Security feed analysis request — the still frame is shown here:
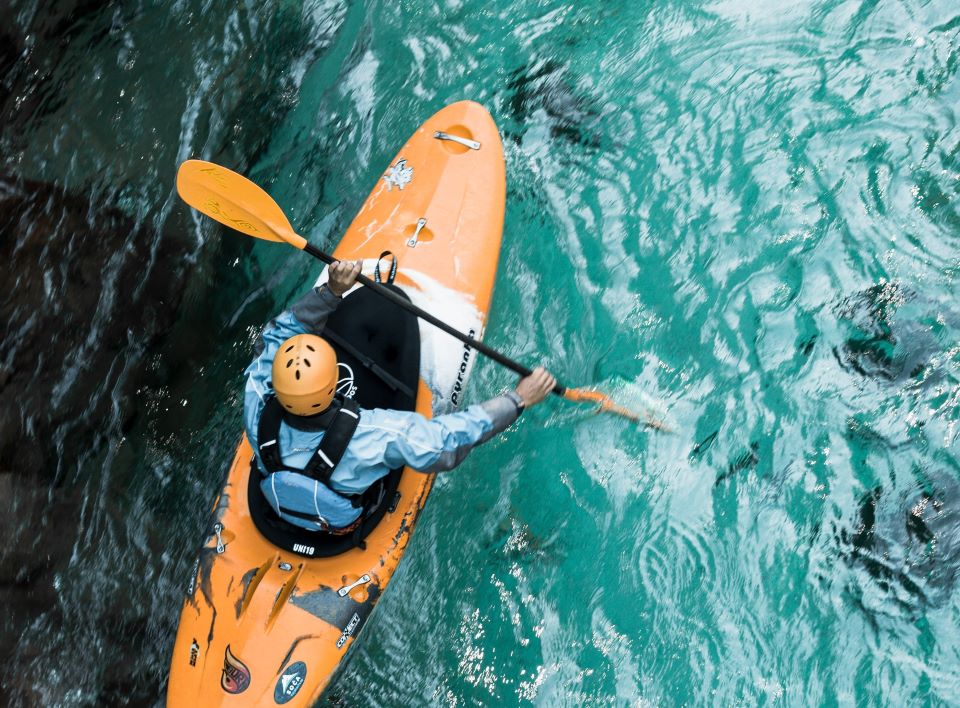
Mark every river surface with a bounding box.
[2,0,960,705]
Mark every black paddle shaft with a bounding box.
[303,243,566,396]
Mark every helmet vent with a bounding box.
[272,334,337,414]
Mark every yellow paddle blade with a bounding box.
[563,388,672,432]
[175,159,307,249]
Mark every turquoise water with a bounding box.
[3,0,960,704]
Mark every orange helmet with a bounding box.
[271,334,338,415]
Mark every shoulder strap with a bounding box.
[256,396,285,473]
[257,395,361,483]
[302,396,361,484]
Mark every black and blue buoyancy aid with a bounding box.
[256,394,362,517]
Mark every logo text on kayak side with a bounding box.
[336,612,361,649]
[220,645,251,694]
[186,558,199,596]
[383,158,413,191]
[274,661,307,704]
[450,329,476,407]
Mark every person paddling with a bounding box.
[244,260,557,534]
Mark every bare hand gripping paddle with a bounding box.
[176,159,669,430]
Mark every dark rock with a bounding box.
[0,172,187,478]
[833,281,953,383]
[505,58,603,149]
[837,476,960,614]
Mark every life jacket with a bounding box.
[255,394,362,518]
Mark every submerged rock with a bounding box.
[832,281,953,383]
[837,475,960,616]
[0,173,187,477]
[0,170,194,703]
[505,58,603,149]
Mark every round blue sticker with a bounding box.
[274,661,307,704]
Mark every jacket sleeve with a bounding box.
[377,395,521,473]
[243,285,341,452]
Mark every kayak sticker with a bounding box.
[450,329,476,408]
[189,638,199,667]
[337,362,357,399]
[221,645,251,694]
[336,612,361,649]
[383,158,413,191]
[274,661,307,704]
[186,557,199,597]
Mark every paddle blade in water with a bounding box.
[563,388,672,431]
[176,160,305,247]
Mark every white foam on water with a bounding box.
[313,262,484,415]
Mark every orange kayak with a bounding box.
[166,101,506,705]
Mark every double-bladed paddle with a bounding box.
[176,159,668,430]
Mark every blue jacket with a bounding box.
[243,285,519,529]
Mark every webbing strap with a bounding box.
[256,395,361,486]
[302,397,361,484]
[374,250,397,284]
[257,397,285,473]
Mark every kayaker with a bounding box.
[244,260,557,533]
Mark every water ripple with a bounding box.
[4,0,960,704]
